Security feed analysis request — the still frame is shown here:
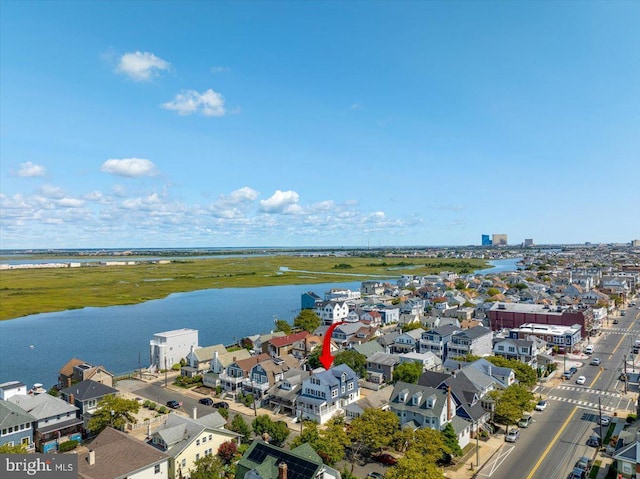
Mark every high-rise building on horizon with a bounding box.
[481,234,492,246]
[524,238,534,247]
[492,234,508,246]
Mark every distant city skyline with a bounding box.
[1,2,639,249]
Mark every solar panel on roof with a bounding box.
[246,443,320,479]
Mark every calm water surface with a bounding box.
[0,259,520,388]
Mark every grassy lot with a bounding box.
[0,256,487,321]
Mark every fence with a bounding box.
[127,415,167,431]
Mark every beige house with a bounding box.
[58,358,114,389]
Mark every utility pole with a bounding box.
[475,420,479,468]
[598,397,603,450]
[625,355,628,394]
[164,357,168,388]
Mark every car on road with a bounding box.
[212,401,229,409]
[590,358,601,366]
[535,400,548,411]
[198,397,213,406]
[166,400,181,409]
[367,473,385,479]
[587,435,601,447]
[613,319,619,324]
[621,311,626,316]
[569,366,578,375]
[505,428,520,443]
[562,371,573,380]
[576,376,586,385]
[372,453,398,466]
[599,416,611,426]
[518,414,532,428]
[585,345,594,354]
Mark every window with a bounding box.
[331,389,338,398]
[196,439,200,446]
[196,454,200,461]
[209,434,212,441]
[498,345,504,351]
[154,464,161,474]
[508,346,515,353]
[21,437,29,446]
[347,382,354,391]
[181,459,186,468]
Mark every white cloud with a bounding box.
[209,187,259,218]
[40,185,66,199]
[162,89,226,116]
[56,198,84,208]
[259,190,302,215]
[17,162,46,177]
[101,158,157,177]
[211,66,230,73]
[115,51,170,81]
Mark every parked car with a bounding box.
[166,400,181,409]
[585,345,594,354]
[198,397,213,406]
[372,453,398,466]
[599,416,611,426]
[586,435,601,447]
[569,367,578,375]
[562,371,573,380]
[590,358,601,366]
[518,414,533,428]
[576,376,586,385]
[575,456,593,471]
[367,473,385,479]
[569,466,587,479]
[613,319,619,324]
[212,401,229,409]
[505,428,520,443]
[535,400,548,411]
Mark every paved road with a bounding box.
[479,304,640,479]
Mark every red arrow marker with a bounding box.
[319,322,345,370]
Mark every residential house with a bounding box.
[0,400,36,451]
[151,412,240,479]
[220,354,271,396]
[254,332,287,354]
[399,352,443,372]
[243,355,299,403]
[266,368,311,416]
[446,358,516,389]
[296,364,360,424]
[343,386,392,421]
[361,281,387,296]
[0,381,28,400]
[185,344,228,375]
[59,379,118,431]
[291,334,322,360]
[202,349,252,389]
[350,340,384,358]
[267,331,309,358]
[78,427,170,479]
[331,322,366,347]
[236,439,341,479]
[389,381,457,433]
[365,352,401,384]
[301,291,322,310]
[392,329,425,354]
[8,393,81,453]
[58,359,115,389]
[149,328,199,372]
[314,300,350,326]
[446,326,493,359]
[612,438,640,479]
[493,338,539,367]
[418,324,460,359]
[377,331,401,354]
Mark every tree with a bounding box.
[291,417,349,466]
[294,309,322,333]
[290,420,321,449]
[402,322,423,332]
[252,415,290,447]
[230,414,251,443]
[47,386,59,397]
[274,319,292,334]
[87,395,140,434]
[347,409,399,460]
[392,362,423,384]
[333,350,367,377]
[441,423,462,457]
[307,347,322,369]
[189,454,224,479]
[217,441,238,464]
[412,427,451,463]
[0,443,27,454]
[490,384,535,431]
[487,287,501,297]
[385,450,445,479]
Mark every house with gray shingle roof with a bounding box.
[0,400,36,451]
[78,427,170,479]
[151,412,240,479]
[59,379,118,430]
[389,381,457,434]
[365,352,401,384]
[8,393,81,453]
[186,344,228,373]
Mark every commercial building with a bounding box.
[492,234,508,246]
[487,303,595,337]
[481,235,492,246]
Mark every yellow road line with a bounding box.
[525,406,578,479]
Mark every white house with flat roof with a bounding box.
[150,329,198,372]
[509,323,582,348]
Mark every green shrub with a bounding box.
[143,400,151,408]
[149,402,156,410]
[626,414,637,423]
[158,406,167,414]
[218,407,229,419]
[58,440,78,452]
[171,364,181,371]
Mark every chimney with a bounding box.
[278,462,288,479]
[192,406,197,420]
[67,377,71,388]
[68,393,75,405]
[88,449,95,466]
[447,386,452,421]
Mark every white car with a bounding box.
[576,376,586,385]
[599,416,611,426]
[505,428,520,443]
[535,400,548,411]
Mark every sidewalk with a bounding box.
[444,436,504,479]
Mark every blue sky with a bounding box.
[1,1,639,249]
